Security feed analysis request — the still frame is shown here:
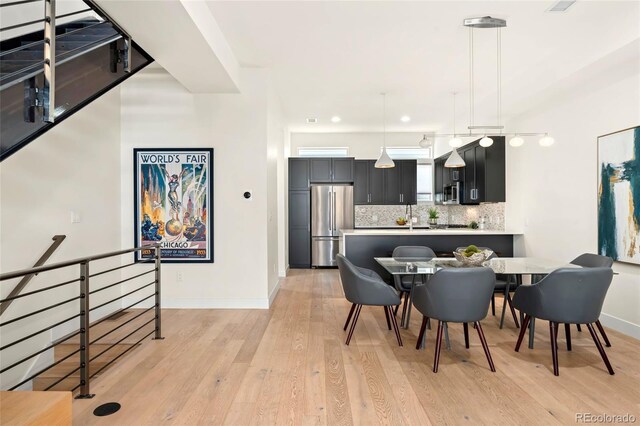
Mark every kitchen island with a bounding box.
[340,228,523,278]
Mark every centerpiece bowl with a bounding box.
[453,248,493,266]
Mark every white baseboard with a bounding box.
[600,313,640,340]
[160,298,270,309]
[269,279,281,307]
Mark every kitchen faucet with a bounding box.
[405,203,413,231]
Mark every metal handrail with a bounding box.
[0,235,66,316]
[0,243,162,397]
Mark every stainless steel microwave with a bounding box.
[443,182,461,204]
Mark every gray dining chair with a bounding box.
[412,267,496,373]
[391,246,436,323]
[569,253,614,346]
[455,246,520,329]
[336,254,403,346]
[513,267,614,376]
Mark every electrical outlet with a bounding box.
[176,272,183,282]
[70,211,81,224]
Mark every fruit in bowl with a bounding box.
[453,245,493,266]
[396,217,407,226]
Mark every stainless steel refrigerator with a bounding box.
[311,185,354,267]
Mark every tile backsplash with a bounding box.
[355,203,505,230]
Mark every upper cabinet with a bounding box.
[289,157,355,190]
[309,158,354,183]
[355,159,417,205]
[434,136,506,204]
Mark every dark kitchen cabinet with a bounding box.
[288,190,311,268]
[308,158,354,183]
[310,158,332,182]
[435,136,505,204]
[434,159,444,203]
[354,160,384,204]
[331,158,354,183]
[383,160,417,205]
[289,158,310,190]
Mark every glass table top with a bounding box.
[374,257,581,275]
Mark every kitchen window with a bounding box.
[297,147,349,157]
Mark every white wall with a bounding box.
[507,43,640,338]
[0,88,123,389]
[119,66,277,308]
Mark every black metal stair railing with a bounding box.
[0,0,153,161]
[0,244,163,398]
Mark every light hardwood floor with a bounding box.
[73,269,640,425]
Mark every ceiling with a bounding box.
[208,1,640,133]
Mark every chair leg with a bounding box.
[595,320,612,347]
[506,293,520,328]
[384,306,391,330]
[586,323,614,375]
[389,306,403,347]
[345,305,362,346]
[549,321,559,376]
[400,293,409,327]
[491,294,496,316]
[564,323,572,351]
[475,322,496,372]
[394,296,401,316]
[576,324,582,332]
[344,303,356,331]
[416,316,428,350]
[433,321,444,373]
[463,323,470,349]
[515,315,531,352]
[427,317,431,330]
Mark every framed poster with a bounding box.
[597,126,640,265]
[134,148,213,263]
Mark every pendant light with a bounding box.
[375,93,395,168]
[509,135,524,147]
[479,136,494,147]
[418,134,432,148]
[445,93,465,168]
[539,134,555,147]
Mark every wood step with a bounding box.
[0,391,72,424]
[54,343,137,364]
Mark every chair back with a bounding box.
[411,267,495,323]
[392,246,436,259]
[571,253,614,268]
[522,267,613,324]
[336,254,400,306]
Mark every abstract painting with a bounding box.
[598,126,640,264]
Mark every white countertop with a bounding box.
[340,228,523,236]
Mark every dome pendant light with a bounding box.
[418,134,432,148]
[445,93,466,168]
[375,93,395,168]
[509,135,524,147]
[479,136,494,147]
[539,134,555,147]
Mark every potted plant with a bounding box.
[428,208,439,226]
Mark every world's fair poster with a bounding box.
[134,148,213,263]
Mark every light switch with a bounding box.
[70,211,81,224]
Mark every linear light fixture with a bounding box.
[548,1,576,12]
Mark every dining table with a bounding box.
[374,256,583,349]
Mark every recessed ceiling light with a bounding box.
[547,0,576,12]
[401,116,411,123]
[306,117,318,123]
[331,116,341,123]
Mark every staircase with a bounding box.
[32,310,148,392]
[0,0,153,161]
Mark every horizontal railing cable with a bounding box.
[90,305,155,345]
[0,0,41,8]
[0,245,158,281]
[89,282,155,312]
[9,346,81,390]
[89,293,155,330]
[89,269,155,295]
[43,365,81,391]
[89,317,155,363]
[0,8,92,32]
[89,259,153,279]
[0,277,80,303]
[56,8,92,19]
[1,331,80,375]
[0,295,80,327]
[55,32,120,60]
[89,329,155,379]
[0,60,46,82]
[0,313,80,351]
